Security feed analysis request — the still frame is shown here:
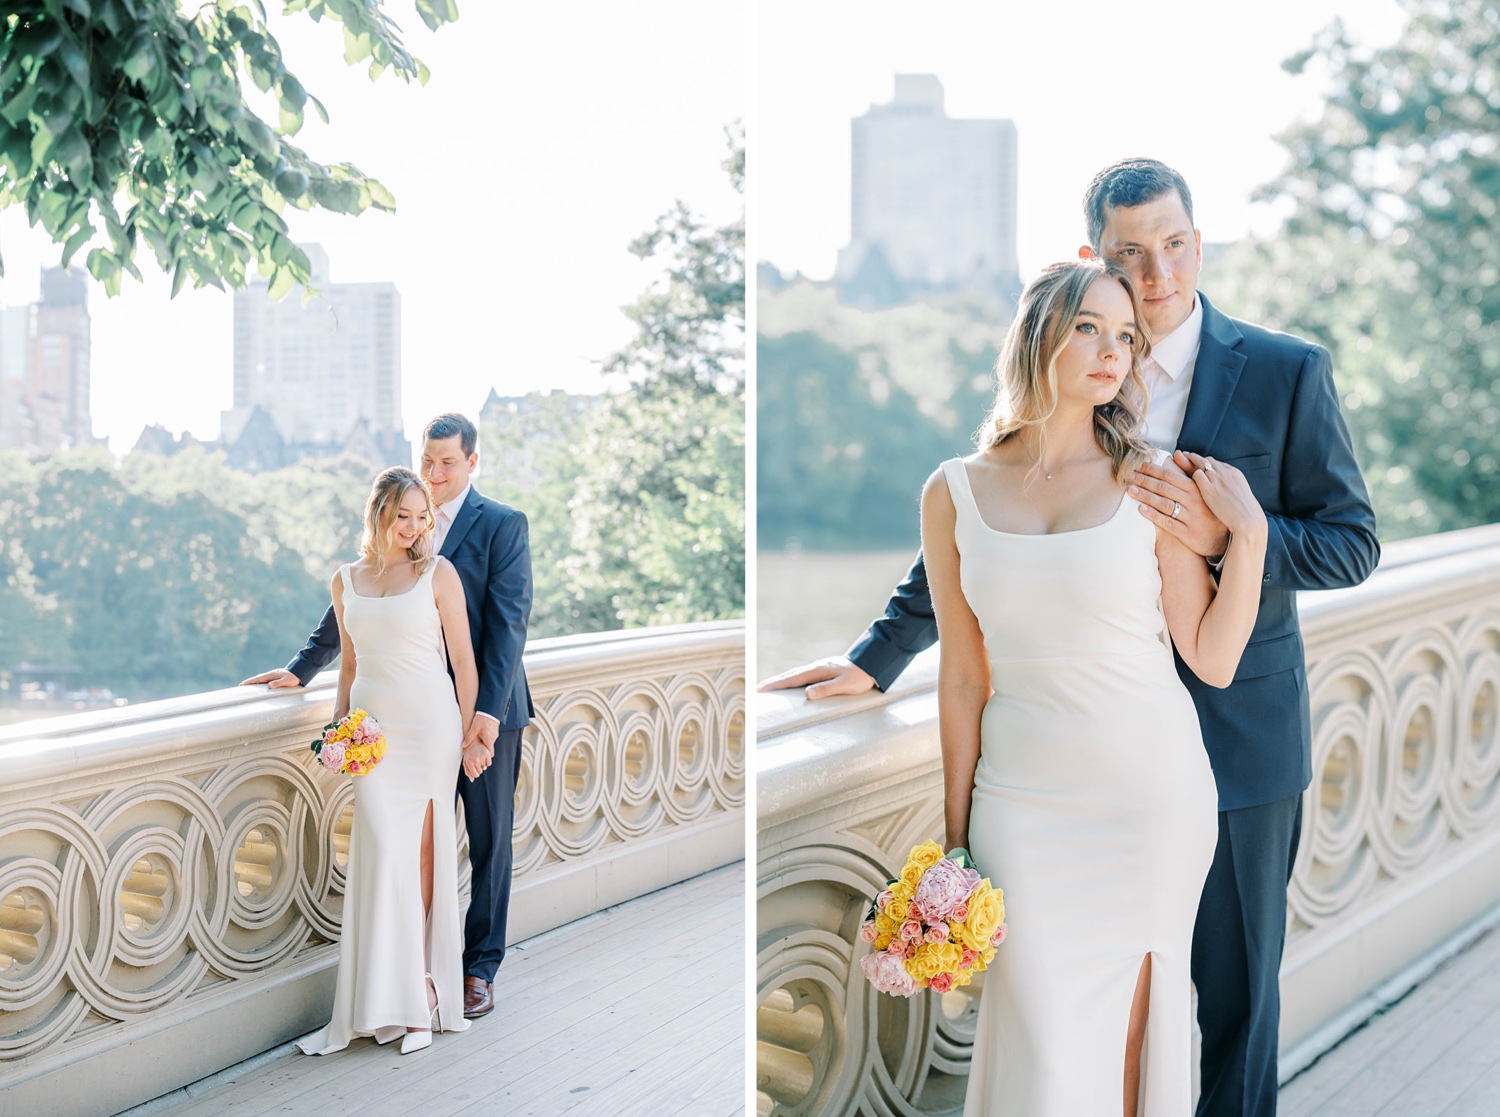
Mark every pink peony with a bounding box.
[321,740,346,771]
[928,971,956,994]
[362,718,380,737]
[859,921,878,943]
[992,923,1008,946]
[913,858,982,922]
[899,919,923,943]
[924,921,950,944]
[860,949,920,997]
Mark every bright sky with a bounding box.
[0,2,745,454]
[756,0,1405,281]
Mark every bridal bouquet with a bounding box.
[311,708,387,776]
[858,840,1006,997]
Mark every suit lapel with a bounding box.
[440,487,484,558]
[1176,292,1247,453]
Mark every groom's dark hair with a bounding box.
[423,412,478,457]
[1083,159,1195,250]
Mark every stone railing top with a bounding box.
[0,621,745,788]
[756,524,1500,824]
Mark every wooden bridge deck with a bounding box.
[127,864,745,1117]
[1282,922,1500,1116]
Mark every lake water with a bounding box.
[756,549,920,682]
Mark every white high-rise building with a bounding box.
[836,75,1021,303]
[224,244,405,464]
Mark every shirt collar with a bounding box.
[1148,293,1204,380]
[437,481,472,521]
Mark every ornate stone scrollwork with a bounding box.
[0,621,744,1106]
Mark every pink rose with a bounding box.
[952,903,968,923]
[860,949,920,996]
[899,919,923,942]
[924,922,950,944]
[875,889,894,912]
[323,727,338,744]
[886,940,906,956]
[960,948,979,969]
[859,921,878,943]
[928,971,955,994]
[913,858,982,922]
[992,923,1008,946]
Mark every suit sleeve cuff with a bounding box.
[474,711,500,726]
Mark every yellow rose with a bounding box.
[890,881,914,904]
[874,932,893,951]
[929,941,962,974]
[908,840,944,872]
[875,913,898,935]
[899,861,924,890]
[954,969,974,987]
[905,944,945,983]
[887,899,909,922]
[980,944,997,967]
[957,881,1005,951]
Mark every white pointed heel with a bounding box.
[401,973,439,1055]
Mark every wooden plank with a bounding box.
[1280,928,1500,1117]
[142,864,745,1117]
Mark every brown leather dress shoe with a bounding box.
[463,975,494,1019]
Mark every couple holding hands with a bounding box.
[242,413,531,1056]
[763,158,1379,1115]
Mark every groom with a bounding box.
[244,412,532,1020]
[761,159,1379,1116]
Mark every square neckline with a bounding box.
[950,459,1132,538]
[341,560,435,599]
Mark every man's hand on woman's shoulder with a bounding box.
[758,656,877,700]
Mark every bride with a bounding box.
[921,258,1266,1114]
[298,466,487,1057]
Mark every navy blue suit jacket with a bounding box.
[288,486,534,731]
[849,293,1379,810]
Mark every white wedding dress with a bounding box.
[298,561,469,1053]
[942,456,1217,1115]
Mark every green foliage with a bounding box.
[0,1,455,296]
[0,446,328,695]
[1214,0,1499,538]
[756,285,1003,550]
[483,127,746,635]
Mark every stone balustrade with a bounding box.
[0,621,745,1117]
[756,526,1500,1116]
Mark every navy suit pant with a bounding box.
[457,726,524,983]
[1192,794,1303,1117]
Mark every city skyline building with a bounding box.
[223,243,407,469]
[835,74,1022,306]
[0,268,96,455]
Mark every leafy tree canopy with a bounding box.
[1214,0,1500,538]
[0,0,456,298]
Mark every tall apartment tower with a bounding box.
[0,269,94,453]
[224,244,406,466]
[836,75,1021,304]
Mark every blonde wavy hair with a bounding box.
[358,466,436,574]
[979,258,1155,482]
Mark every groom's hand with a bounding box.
[1129,451,1232,558]
[239,668,303,689]
[758,656,877,700]
[463,715,499,758]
